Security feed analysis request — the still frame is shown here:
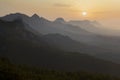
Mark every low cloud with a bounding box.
[53,3,71,7]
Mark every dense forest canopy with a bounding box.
[0,57,120,80]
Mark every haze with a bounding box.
[0,0,120,29]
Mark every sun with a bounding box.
[82,11,87,16]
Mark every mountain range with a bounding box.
[1,13,120,63]
[1,13,120,76]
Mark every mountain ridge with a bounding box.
[1,17,120,76]
[1,13,120,64]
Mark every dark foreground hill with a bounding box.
[0,58,120,80]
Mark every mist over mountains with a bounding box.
[1,13,120,77]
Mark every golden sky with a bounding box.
[0,0,120,28]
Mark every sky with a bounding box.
[0,0,120,29]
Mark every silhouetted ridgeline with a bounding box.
[1,13,120,79]
[1,13,120,64]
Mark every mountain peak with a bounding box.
[54,18,66,23]
[0,13,29,21]
[31,14,40,18]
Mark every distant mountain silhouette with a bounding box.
[68,20,120,36]
[31,14,40,18]
[1,19,120,76]
[68,20,103,33]
[0,13,29,21]
[1,13,120,64]
[1,13,97,43]
[40,34,111,55]
[54,18,66,23]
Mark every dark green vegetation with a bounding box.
[0,58,120,80]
